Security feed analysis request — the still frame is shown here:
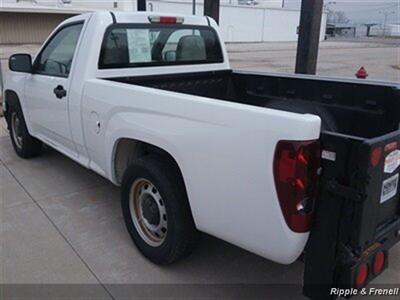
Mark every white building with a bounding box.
[385,24,400,37]
[0,0,327,44]
[370,23,400,37]
[147,0,327,42]
[0,0,135,11]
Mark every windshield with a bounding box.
[99,24,224,69]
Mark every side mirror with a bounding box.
[9,54,32,73]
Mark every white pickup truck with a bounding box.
[3,12,400,298]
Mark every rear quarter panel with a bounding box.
[82,78,321,264]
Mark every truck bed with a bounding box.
[107,70,400,139]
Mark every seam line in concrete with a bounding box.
[0,159,116,300]
[33,182,107,203]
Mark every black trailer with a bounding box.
[303,118,400,298]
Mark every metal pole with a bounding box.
[137,0,146,11]
[192,0,196,15]
[295,0,324,75]
[0,60,2,92]
[0,60,3,112]
[204,0,220,24]
[382,13,388,37]
[380,11,395,37]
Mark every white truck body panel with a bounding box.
[4,12,322,264]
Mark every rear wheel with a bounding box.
[8,104,42,158]
[121,156,198,264]
[130,178,168,247]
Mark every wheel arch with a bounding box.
[3,89,21,125]
[112,137,196,225]
[112,137,187,189]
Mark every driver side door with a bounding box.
[25,22,83,157]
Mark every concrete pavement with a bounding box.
[0,123,306,299]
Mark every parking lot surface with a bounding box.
[227,39,399,82]
[0,111,306,298]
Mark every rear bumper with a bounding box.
[337,218,400,289]
[376,218,400,249]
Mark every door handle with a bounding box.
[53,85,67,99]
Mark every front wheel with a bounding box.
[8,104,42,158]
[121,156,198,264]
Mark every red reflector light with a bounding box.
[370,147,382,167]
[148,16,184,24]
[274,140,320,232]
[373,251,385,275]
[355,263,369,288]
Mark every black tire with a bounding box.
[121,156,198,265]
[7,103,42,158]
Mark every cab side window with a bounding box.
[34,23,83,77]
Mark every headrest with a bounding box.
[176,35,206,61]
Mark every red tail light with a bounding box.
[355,263,369,288]
[273,140,320,232]
[373,251,385,275]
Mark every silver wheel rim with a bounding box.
[129,178,168,247]
[11,112,23,149]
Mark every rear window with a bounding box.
[99,24,224,69]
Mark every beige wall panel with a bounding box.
[0,12,76,44]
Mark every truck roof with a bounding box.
[113,11,210,26]
[64,11,211,27]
